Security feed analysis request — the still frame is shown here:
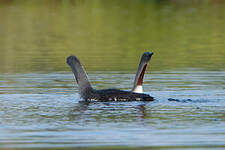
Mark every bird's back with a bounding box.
[86,89,153,101]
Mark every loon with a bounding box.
[67,52,154,101]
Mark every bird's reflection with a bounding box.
[137,104,147,119]
[68,100,150,122]
[68,101,90,121]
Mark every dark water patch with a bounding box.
[167,98,215,103]
[168,98,193,103]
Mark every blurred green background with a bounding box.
[0,0,224,73]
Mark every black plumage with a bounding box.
[67,52,154,101]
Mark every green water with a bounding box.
[0,0,225,72]
[0,0,225,150]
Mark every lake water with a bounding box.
[0,0,225,150]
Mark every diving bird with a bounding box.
[67,52,154,101]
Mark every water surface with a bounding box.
[0,71,225,149]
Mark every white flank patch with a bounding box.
[133,85,143,93]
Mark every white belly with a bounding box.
[133,85,143,93]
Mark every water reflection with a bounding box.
[0,0,224,73]
[68,101,90,121]
[68,100,150,123]
[137,104,147,119]
[0,70,224,149]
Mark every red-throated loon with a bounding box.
[67,52,154,101]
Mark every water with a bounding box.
[0,0,225,149]
[0,71,225,149]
